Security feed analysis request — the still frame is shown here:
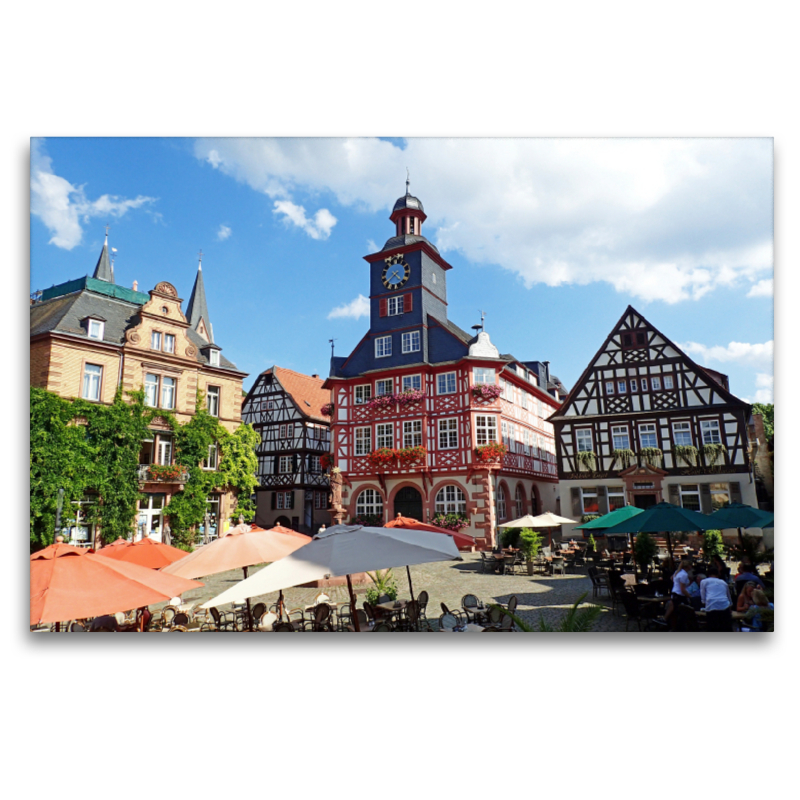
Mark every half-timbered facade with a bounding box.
[323,185,564,547]
[244,366,331,534]
[549,305,758,540]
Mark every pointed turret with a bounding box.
[185,253,214,342]
[92,228,114,283]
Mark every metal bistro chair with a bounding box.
[372,621,394,632]
[309,603,334,632]
[416,591,429,624]
[161,605,178,629]
[272,621,296,632]
[258,611,279,631]
[506,595,518,615]
[587,567,610,599]
[503,554,518,576]
[550,556,566,576]
[202,606,238,632]
[461,594,485,624]
[397,600,421,631]
[480,552,497,574]
[250,602,267,625]
[485,604,504,626]
[171,612,190,629]
[438,613,459,632]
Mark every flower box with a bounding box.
[320,403,334,417]
[395,446,427,467]
[367,448,397,468]
[395,389,425,406]
[475,442,508,463]
[366,395,395,411]
[320,453,333,471]
[431,512,469,532]
[471,384,502,401]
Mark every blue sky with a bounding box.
[30,137,773,402]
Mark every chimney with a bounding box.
[312,374,320,379]
[543,360,551,384]
[132,280,138,291]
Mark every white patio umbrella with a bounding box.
[201,524,462,631]
[526,512,578,548]
[498,514,542,528]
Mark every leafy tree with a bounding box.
[752,403,774,442]
[217,423,259,522]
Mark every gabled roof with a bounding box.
[272,366,330,424]
[185,262,213,342]
[549,304,750,422]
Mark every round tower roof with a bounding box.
[392,193,425,214]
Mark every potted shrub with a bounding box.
[519,528,543,576]
[366,569,398,605]
[633,531,657,579]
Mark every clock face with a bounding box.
[381,256,411,290]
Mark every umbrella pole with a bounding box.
[346,574,361,632]
[278,589,285,621]
[243,566,253,632]
[406,565,415,602]
[738,526,744,548]
[665,531,674,561]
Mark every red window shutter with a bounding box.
[379,298,388,317]
[404,293,413,313]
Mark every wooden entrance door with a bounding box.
[394,486,423,520]
[633,493,657,510]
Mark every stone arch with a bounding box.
[348,483,386,523]
[531,483,542,516]
[388,480,424,521]
[496,479,511,524]
[514,482,527,519]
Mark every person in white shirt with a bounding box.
[700,567,732,631]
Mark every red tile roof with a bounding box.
[272,366,331,424]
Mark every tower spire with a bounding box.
[92,225,114,283]
[186,253,213,342]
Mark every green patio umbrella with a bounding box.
[574,506,644,531]
[706,503,774,546]
[600,501,718,562]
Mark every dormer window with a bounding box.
[209,350,219,367]
[87,319,104,340]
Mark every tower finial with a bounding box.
[198,249,203,270]
[329,337,337,357]
[104,223,110,240]
[405,167,410,196]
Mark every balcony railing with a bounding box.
[137,464,189,483]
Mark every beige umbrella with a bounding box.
[498,514,542,528]
[201,524,462,631]
[162,520,311,629]
[526,512,578,548]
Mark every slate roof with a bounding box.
[185,264,213,342]
[92,238,114,283]
[186,328,239,370]
[380,233,440,255]
[272,366,330,424]
[392,193,425,214]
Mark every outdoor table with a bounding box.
[439,623,484,632]
[375,600,408,621]
[638,595,669,605]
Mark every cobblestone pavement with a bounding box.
[156,552,631,632]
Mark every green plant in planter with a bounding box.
[640,447,663,467]
[576,450,596,471]
[588,533,597,552]
[580,514,601,524]
[702,529,724,562]
[519,528,543,573]
[703,443,727,466]
[366,568,398,604]
[490,593,602,632]
[633,531,657,576]
[611,448,635,469]
[673,444,698,466]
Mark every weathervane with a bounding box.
[329,338,337,357]
[406,167,410,195]
[198,249,203,264]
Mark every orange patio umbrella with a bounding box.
[30,543,204,626]
[384,515,475,601]
[97,537,189,569]
[161,521,311,629]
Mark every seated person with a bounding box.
[743,589,774,632]
[734,563,764,592]
[736,581,758,612]
[711,554,731,582]
[89,615,118,632]
[687,573,704,610]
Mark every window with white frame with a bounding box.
[523,429,530,455]
[438,418,458,449]
[576,428,593,453]
[87,319,104,340]
[473,367,495,385]
[679,484,701,512]
[375,336,392,358]
[209,350,219,367]
[630,378,638,392]
[314,491,327,510]
[206,386,220,417]
[437,372,456,394]
[151,331,162,350]
[82,364,102,401]
[520,391,528,410]
[403,420,422,448]
[435,485,466,515]
[496,486,507,520]
[161,377,176,410]
[663,374,674,389]
[309,455,321,474]
[276,491,292,510]
[638,423,658,449]
[164,333,175,354]
[515,485,525,518]
[144,373,159,407]
[641,378,648,391]
[605,381,614,394]
[611,426,630,450]
[710,482,730,510]
[376,423,393,449]
[279,455,293,474]
[581,487,599,514]
[355,385,372,405]
[402,374,421,391]
[608,486,626,511]
[387,295,404,316]
[509,423,517,452]
[617,380,627,393]
[375,379,393,396]
[156,436,172,466]
[501,420,509,446]
[700,419,722,445]
[672,421,693,446]
[475,415,497,445]
[356,488,383,518]
[401,331,421,353]
[651,376,662,390]
[355,427,372,456]
[203,442,219,470]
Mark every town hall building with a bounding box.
[323,184,566,548]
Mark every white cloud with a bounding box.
[753,373,773,403]
[747,278,773,297]
[216,224,232,241]
[680,339,773,370]
[273,200,336,240]
[327,294,370,320]
[31,139,157,250]
[366,239,378,253]
[194,137,773,303]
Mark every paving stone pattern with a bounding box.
[157,553,631,632]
